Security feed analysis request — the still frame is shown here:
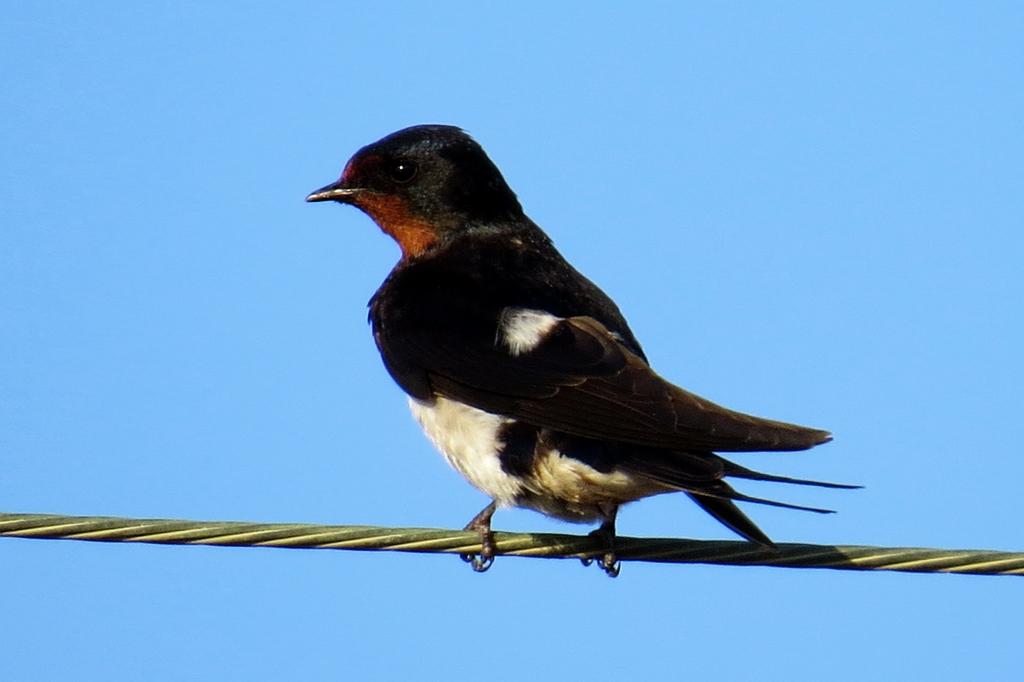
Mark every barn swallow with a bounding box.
[307,125,853,576]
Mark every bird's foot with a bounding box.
[459,501,497,573]
[597,552,621,578]
[587,547,620,578]
[459,532,496,572]
[582,514,620,578]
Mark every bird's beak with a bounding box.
[305,180,363,204]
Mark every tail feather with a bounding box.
[721,460,861,490]
[720,486,835,514]
[652,475,837,514]
[685,493,775,547]
[685,480,836,546]
[621,452,858,545]
[616,445,858,544]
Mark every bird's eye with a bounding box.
[388,160,418,184]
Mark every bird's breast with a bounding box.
[408,396,525,503]
[407,395,667,522]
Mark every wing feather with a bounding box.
[388,312,831,452]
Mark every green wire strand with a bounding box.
[2,511,1021,576]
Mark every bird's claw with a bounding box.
[460,551,494,572]
[598,553,621,578]
[461,503,498,574]
[581,551,620,577]
[585,518,620,577]
[459,531,495,572]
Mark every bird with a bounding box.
[306,124,854,576]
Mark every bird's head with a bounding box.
[307,125,523,259]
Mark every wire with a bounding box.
[2,511,1020,576]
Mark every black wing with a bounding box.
[379,310,831,453]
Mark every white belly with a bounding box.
[408,396,525,504]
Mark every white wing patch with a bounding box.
[497,308,561,356]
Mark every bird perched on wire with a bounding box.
[307,124,854,576]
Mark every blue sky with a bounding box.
[2,3,1021,680]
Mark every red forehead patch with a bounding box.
[339,159,356,183]
[340,153,381,184]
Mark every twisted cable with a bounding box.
[2,511,1021,576]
